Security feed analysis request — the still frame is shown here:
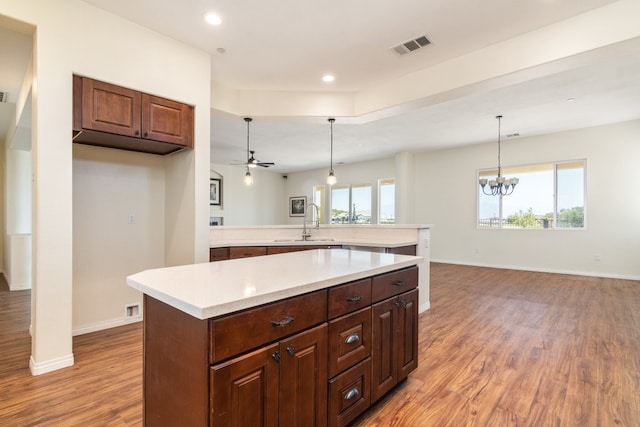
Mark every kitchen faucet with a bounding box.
[302,203,320,240]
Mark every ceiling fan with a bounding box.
[235,117,275,168]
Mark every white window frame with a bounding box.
[477,159,586,230]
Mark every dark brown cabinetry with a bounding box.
[371,269,418,402]
[73,75,193,155]
[229,246,267,259]
[143,265,419,426]
[211,324,328,427]
[209,247,230,262]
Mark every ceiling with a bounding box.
[2,1,640,173]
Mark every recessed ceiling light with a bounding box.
[204,13,222,26]
[322,75,335,83]
[216,47,226,54]
[567,97,576,102]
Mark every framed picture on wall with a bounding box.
[289,196,306,217]
[210,178,221,206]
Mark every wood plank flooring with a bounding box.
[1,264,639,426]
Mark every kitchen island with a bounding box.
[127,249,422,426]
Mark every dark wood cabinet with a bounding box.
[209,247,230,262]
[385,245,417,256]
[141,93,193,147]
[229,246,267,259]
[211,324,327,427]
[278,324,328,426]
[73,75,193,155]
[143,265,419,426]
[371,287,418,403]
[210,344,280,426]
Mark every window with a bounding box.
[330,184,372,224]
[312,185,325,223]
[379,178,395,224]
[478,160,585,229]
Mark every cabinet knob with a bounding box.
[346,295,362,302]
[271,351,280,362]
[392,280,407,287]
[395,300,408,308]
[344,387,360,401]
[271,316,295,327]
[344,333,360,345]
[286,345,296,356]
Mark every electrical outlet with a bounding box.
[125,304,140,318]
[128,213,136,224]
[593,255,601,262]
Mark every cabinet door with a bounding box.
[210,343,279,427]
[279,324,328,427]
[81,77,141,137]
[397,288,418,380]
[209,247,230,262]
[142,94,194,147]
[229,246,268,259]
[371,297,398,403]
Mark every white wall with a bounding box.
[72,145,165,333]
[414,119,640,279]
[210,163,286,225]
[284,157,395,225]
[1,0,211,374]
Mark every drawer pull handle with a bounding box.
[395,300,409,308]
[393,280,407,287]
[271,316,295,327]
[346,295,362,302]
[344,387,360,401]
[345,333,360,345]
[286,345,296,356]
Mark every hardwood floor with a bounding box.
[1,264,639,426]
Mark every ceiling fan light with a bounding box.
[244,170,253,185]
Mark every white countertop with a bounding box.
[210,238,417,248]
[127,249,422,320]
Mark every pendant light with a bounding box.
[327,118,337,185]
[479,115,518,196]
[243,117,254,185]
[243,166,254,185]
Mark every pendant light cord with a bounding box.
[328,118,335,173]
[496,115,502,178]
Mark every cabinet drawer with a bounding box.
[210,290,327,363]
[229,246,267,259]
[328,278,371,319]
[372,266,418,303]
[328,357,371,427]
[209,247,230,262]
[328,307,371,378]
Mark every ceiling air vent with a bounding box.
[392,34,431,56]
[0,92,7,103]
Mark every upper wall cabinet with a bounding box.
[72,75,194,155]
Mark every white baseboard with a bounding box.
[431,258,640,281]
[72,315,142,336]
[9,282,31,291]
[30,353,74,376]
[419,301,431,313]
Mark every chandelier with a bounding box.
[479,115,518,196]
